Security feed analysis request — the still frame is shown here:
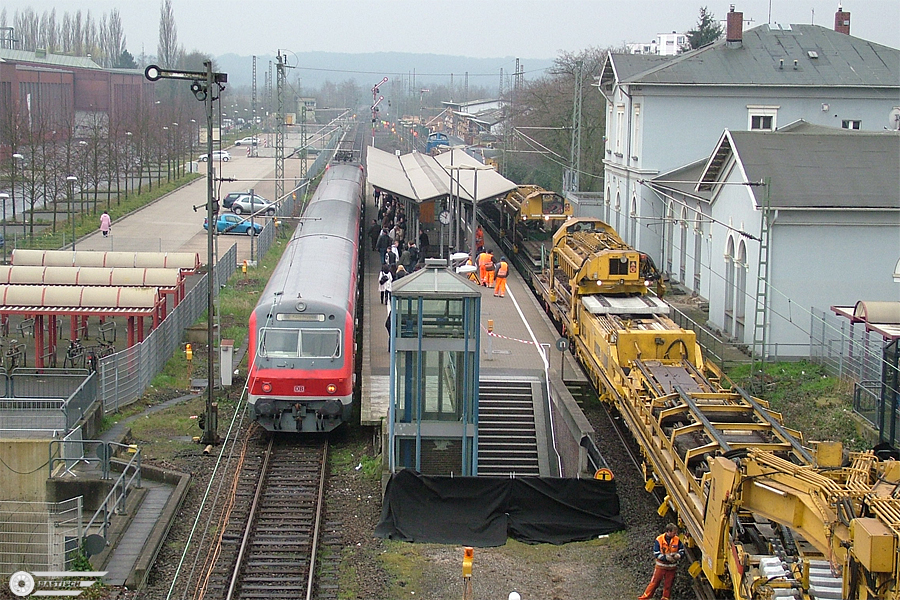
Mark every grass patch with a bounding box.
[729,360,867,450]
[330,446,382,480]
[127,395,208,461]
[376,541,427,598]
[18,173,202,250]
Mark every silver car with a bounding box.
[231,195,276,216]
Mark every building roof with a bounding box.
[366,146,516,204]
[0,48,102,70]
[601,24,900,89]
[701,126,900,209]
[649,158,712,203]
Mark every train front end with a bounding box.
[248,299,354,432]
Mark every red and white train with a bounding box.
[247,162,364,432]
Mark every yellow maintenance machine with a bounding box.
[533,217,900,599]
[491,186,573,271]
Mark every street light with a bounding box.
[163,126,171,182]
[125,131,133,197]
[172,123,180,177]
[10,153,23,227]
[448,162,495,260]
[66,176,78,251]
[0,192,7,263]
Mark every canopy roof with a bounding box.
[366,147,516,204]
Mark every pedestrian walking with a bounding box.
[493,257,509,297]
[100,211,111,237]
[368,219,381,251]
[376,228,391,263]
[378,265,393,305]
[638,523,684,600]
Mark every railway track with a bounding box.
[201,435,330,600]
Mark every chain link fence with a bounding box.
[810,308,899,444]
[98,245,236,413]
[0,497,83,576]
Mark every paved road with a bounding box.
[77,141,305,265]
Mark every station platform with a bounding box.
[360,194,589,428]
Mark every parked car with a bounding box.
[221,192,269,210]
[235,137,259,146]
[204,214,262,236]
[198,150,231,162]
[231,195,276,216]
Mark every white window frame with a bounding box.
[747,105,779,131]
[841,119,861,130]
[631,104,642,160]
[615,104,625,155]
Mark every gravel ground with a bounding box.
[0,393,695,600]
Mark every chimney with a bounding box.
[834,4,850,35]
[726,5,743,45]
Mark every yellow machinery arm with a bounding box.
[704,449,900,600]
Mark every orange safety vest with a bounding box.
[655,533,681,569]
[496,261,509,278]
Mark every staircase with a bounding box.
[477,380,540,477]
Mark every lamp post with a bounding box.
[77,141,87,215]
[125,131,133,197]
[163,126,171,182]
[189,120,196,172]
[172,122,179,177]
[0,192,7,263]
[66,176,78,251]
[449,163,494,260]
[10,153,23,228]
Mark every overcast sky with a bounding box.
[3,0,898,60]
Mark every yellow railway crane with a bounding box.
[533,217,900,599]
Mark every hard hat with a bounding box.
[508,593,521,600]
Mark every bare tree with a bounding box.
[102,9,126,69]
[158,0,179,68]
[506,48,608,193]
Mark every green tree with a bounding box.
[682,6,724,51]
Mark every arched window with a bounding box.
[665,201,674,274]
[605,185,611,223]
[679,206,688,284]
[724,236,735,336]
[735,240,747,341]
[693,212,703,294]
[614,191,621,234]
[629,196,638,246]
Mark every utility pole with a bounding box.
[275,52,286,206]
[251,55,257,133]
[567,60,583,193]
[371,76,388,147]
[300,104,308,180]
[144,61,227,447]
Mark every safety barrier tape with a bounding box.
[480,322,538,346]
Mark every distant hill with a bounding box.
[215,51,555,92]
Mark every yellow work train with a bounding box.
[534,217,900,600]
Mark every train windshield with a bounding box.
[259,328,341,358]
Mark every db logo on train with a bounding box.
[294,385,305,392]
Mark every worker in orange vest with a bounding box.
[477,249,493,287]
[638,523,684,600]
[493,257,509,297]
[483,250,496,288]
[475,224,484,251]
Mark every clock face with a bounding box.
[439,210,451,225]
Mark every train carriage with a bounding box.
[247,163,364,432]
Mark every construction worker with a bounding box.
[475,224,484,251]
[638,523,684,600]
[477,249,492,287]
[493,257,509,297]
[484,250,496,288]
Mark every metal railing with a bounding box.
[0,370,97,436]
[668,305,746,369]
[97,245,237,413]
[0,497,83,576]
[49,439,142,545]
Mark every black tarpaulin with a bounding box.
[375,470,624,547]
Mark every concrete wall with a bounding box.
[0,439,54,501]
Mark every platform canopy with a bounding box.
[366,146,516,205]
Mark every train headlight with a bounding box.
[261,382,273,393]
[326,383,337,394]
